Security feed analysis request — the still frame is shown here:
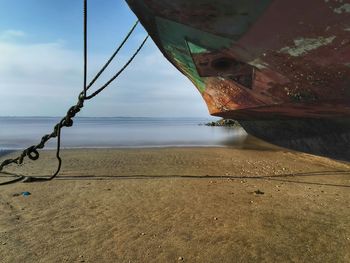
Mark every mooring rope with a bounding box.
[0,0,148,185]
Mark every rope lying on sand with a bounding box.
[0,0,148,185]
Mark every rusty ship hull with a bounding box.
[126,0,350,161]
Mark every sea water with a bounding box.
[0,117,247,153]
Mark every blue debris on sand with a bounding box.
[21,191,31,197]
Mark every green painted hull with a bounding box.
[127,0,350,161]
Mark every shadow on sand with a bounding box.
[1,170,348,188]
[58,171,350,188]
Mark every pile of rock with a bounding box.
[205,119,240,127]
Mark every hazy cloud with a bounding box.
[0,30,209,117]
[0,29,26,41]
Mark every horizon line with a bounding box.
[0,115,217,119]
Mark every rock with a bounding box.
[206,121,217,126]
[141,232,145,236]
[254,190,265,195]
[205,119,240,127]
[213,217,218,220]
[178,257,184,261]
[21,191,31,197]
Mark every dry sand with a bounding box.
[0,138,350,262]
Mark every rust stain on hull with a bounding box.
[127,0,350,120]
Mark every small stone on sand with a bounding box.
[254,190,265,195]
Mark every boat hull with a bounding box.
[126,0,350,160]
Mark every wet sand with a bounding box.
[0,140,350,262]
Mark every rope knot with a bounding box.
[27,146,39,161]
[79,92,85,101]
[63,117,74,127]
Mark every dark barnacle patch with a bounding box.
[285,88,318,103]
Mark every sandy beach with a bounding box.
[0,139,350,262]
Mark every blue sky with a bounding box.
[0,0,210,117]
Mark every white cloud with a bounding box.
[0,31,209,117]
[0,29,26,41]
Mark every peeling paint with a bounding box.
[187,42,209,54]
[334,3,350,14]
[128,0,350,121]
[248,58,269,69]
[279,36,336,57]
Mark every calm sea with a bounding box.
[0,117,247,153]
